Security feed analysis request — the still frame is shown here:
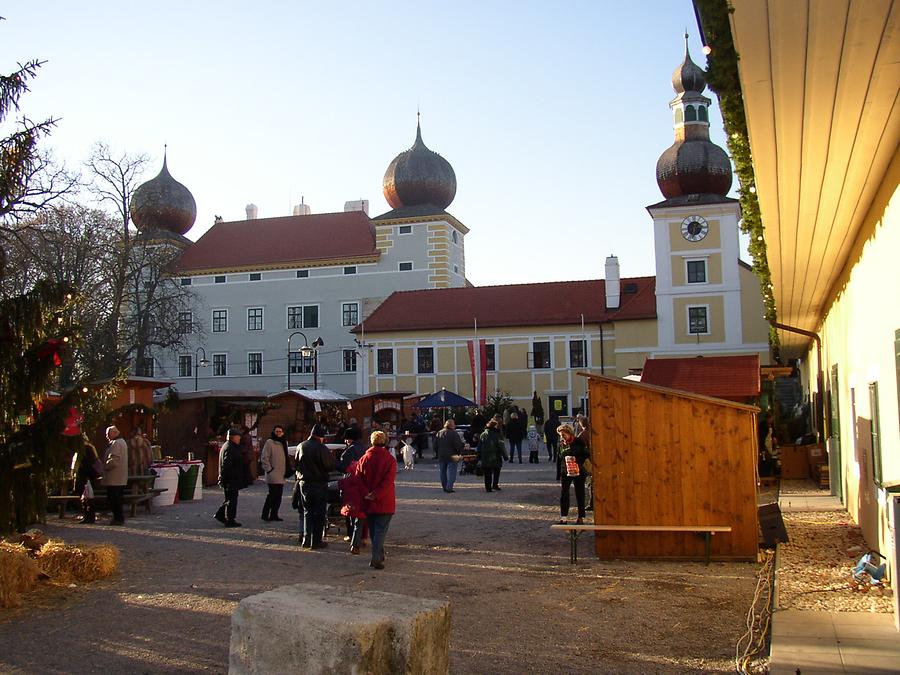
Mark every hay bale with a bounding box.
[0,543,42,608]
[36,540,119,583]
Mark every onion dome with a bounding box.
[130,152,197,236]
[655,35,732,199]
[383,118,456,210]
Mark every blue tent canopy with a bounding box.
[413,389,477,409]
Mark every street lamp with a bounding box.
[311,336,325,390]
[194,346,210,391]
[287,331,313,391]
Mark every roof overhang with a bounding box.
[723,1,900,356]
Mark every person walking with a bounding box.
[478,419,508,492]
[507,412,525,463]
[355,430,397,569]
[295,424,334,549]
[102,425,128,526]
[435,419,465,493]
[260,426,288,522]
[215,429,245,527]
[557,424,589,524]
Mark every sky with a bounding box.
[2,1,742,287]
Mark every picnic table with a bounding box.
[47,474,166,519]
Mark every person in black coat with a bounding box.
[215,430,245,527]
[75,443,102,524]
[506,412,526,463]
[544,413,560,463]
[296,424,335,549]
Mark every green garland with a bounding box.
[695,0,780,359]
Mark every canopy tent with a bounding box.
[413,389,477,409]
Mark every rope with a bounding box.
[734,548,775,674]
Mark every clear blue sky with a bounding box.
[3,1,740,286]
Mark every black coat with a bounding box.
[295,437,335,483]
[218,440,244,489]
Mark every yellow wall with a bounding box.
[613,319,659,349]
[673,296,725,343]
[739,265,771,345]
[670,253,723,285]
[668,218,723,251]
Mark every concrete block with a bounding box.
[229,582,450,675]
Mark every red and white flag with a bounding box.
[467,338,487,405]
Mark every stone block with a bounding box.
[229,582,450,675]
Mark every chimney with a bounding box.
[344,199,369,216]
[605,255,620,310]
[292,196,311,216]
[245,203,258,220]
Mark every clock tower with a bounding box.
[646,36,765,358]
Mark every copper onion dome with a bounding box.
[130,153,197,236]
[655,36,732,199]
[383,119,456,210]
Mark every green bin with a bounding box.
[178,464,199,501]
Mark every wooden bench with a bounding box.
[48,480,166,519]
[550,524,732,565]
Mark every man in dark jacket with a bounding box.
[296,424,335,549]
[215,429,245,527]
[544,413,561,463]
[435,419,465,493]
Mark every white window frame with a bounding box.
[296,269,309,278]
[248,352,263,376]
[687,304,711,335]
[343,266,357,275]
[451,230,459,245]
[342,349,357,373]
[247,307,264,331]
[214,275,226,284]
[178,354,192,378]
[286,304,320,329]
[177,311,193,334]
[212,353,227,376]
[398,225,412,235]
[685,257,709,285]
[212,308,228,333]
[398,261,413,271]
[416,346,435,374]
[377,347,395,375]
[341,301,360,327]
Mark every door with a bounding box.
[829,364,843,501]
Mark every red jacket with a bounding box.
[339,460,367,520]
[355,445,396,514]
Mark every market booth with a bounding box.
[349,392,412,436]
[587,374,759,562]
[266,389,351,445]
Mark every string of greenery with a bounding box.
[695,0,780,359]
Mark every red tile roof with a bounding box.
[354,277,656,332]
[176,211,378,273]
[640,355,760,401]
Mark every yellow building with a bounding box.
[701,2,900,588]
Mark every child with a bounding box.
[526,425,543,464]
[400,432,416,470]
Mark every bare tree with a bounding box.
[84,141,149,241]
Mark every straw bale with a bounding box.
[0,543,42,608]
[35,540,120,583]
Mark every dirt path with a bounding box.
[0,459,758,673]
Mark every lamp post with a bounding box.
[287,331,312,391]
[194,346,210,391]
[311,336,324,390]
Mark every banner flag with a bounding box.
[467,338,487,405]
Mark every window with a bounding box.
[247,307,263,331]
[377,349,393,375]
[417,347,434,374]
[453,265,459,274]
[287,304,319,329]
[178,355,192,378]
[531,341,551,369]
[698,106,708,122]
[214,275,226,284]
[248,352,263,376]
[451,230,458,244]
[249,273,261,281]
[342,302,359,327]
[289,352,314,374]
[213,354,227,376]
[177,311,192,334]
[688,306,708,334]
[139,357,155,377]
[569,340,586,368]
[485,344,496,371]
[687,260,707,283]
[343,266,356,275]
[343,349,357,372]
[869,382,883,485]
[398,261,413,271]
[180,277,192,286]
[685,105,697,122]
[398,225,412,234]
[212,309,228,333]
[296,270,309,278]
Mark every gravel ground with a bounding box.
[0,459,763,674]
[775,480,892,613]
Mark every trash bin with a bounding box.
[150,464,179,507]
[178,464,200,501]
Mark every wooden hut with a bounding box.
[348,392,412,436]
[91,376,174,451]
[587,374,759,561]
[266,389,351,445]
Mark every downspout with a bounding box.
[598,323,605,374]
[771,321,824,443]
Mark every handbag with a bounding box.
[81,482,95,501]
[291,480,302,510]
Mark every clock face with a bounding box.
[681,215,709,242]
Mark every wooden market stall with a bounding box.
[266,389,351,445]
[587,374,759,561]
[348,392,413,436]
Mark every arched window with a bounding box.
[698,106,708,122]
[684,105,697,122]
[452,230,458,244]
[674,108,684,124]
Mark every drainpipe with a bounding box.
[598,323,605,374]
[771,321,824,443]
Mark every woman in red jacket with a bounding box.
[355,430,397,569]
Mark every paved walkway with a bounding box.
[769,491,900,673]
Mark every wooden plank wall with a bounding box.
[589,376,759,561]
